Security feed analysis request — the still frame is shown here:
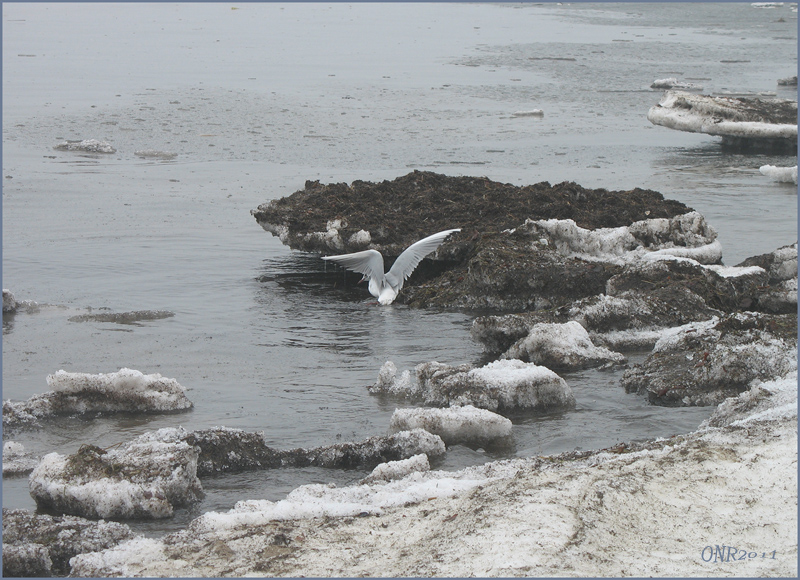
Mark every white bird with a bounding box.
[322,228,461,305]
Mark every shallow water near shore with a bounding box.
[2,2,796,538]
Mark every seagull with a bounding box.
[322,228,461,305]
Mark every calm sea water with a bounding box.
[2,2,797,536]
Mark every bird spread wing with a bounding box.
[322,249,385,281]
[387,228,461,284]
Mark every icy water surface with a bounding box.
[2,2,797,537]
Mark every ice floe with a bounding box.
[777,75,797,86]
[134,149,177,159]
[388,405,513,448]
[2,508,135,577]
[759,164,798,184]
[647,90,797,146]
[3,289,16,313]
[499,320,626,370]
[2,441,39,476]
[53,139,116,153]
[512,109,544,117]
[2,368,193,431]
[360,454,431,484]
[372,359,575,412]
[29,427,203,520]
[68,309,175,325]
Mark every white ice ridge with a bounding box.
[760,164,798,184]
[518,211,721,265]
[53,139,116,153]
[360,454,431,484]
[388,405,512,446]
[647,91,797,141]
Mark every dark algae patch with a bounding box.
[252,170,692,256]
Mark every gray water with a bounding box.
[2,2,797,537]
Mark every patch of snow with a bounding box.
[501,321,626,369]
[703,264,767,278]
[360,454,431,484]
[760,164,798,184]
[388,405,512,446]
[518,211,719,265]
[348,229,371,247]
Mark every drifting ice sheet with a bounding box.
[759,164,798,184]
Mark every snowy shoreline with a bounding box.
[68,368,797,577]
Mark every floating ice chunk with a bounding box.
[54,139,116,153]
[501,321,626,370]
[134,149,177,159]
[650,78,703,91]
[759,164,798,184]
[45,368,194,413]
[68,309,175,325]
[3,288,16,313]
[423,360,575,412]
[512,109,544,117]
[3,441,39,476]
[751,2,784,7]
[370,361,418,398]
[777,76,797,86]
[29,427,203,520]
[360,453,431,484]
[388,405,512,447]
[647,91,797,142]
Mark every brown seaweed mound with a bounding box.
[251,171,691,256]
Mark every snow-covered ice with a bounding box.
[3,288,16,313]
[371,359,575,412]
[53,139,116,153]
[647,90,797,142]
[760,164,798,184]
[517,211,720,265]
[388,405,513,447]
[29,427,203,520]
[360,454,431,484]
[512,109,544,117]
[650,78,702,91]
[68,362,798,578]
[500,320,626,370]
[2,441,39,476]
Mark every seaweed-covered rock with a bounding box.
[3,368,193,432]
[500,321,626,370]
[29,427,203,520]
[252,171,691,257]
[287,429,446,469]
[186,426,446,474]
[2,508,135,577]
[620,312,797,407]
[371,359,575,412]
